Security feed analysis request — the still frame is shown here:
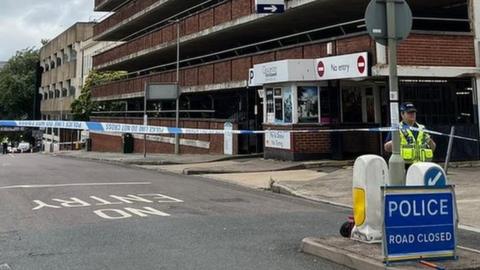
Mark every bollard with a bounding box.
[351,155,388,243]
[406,162,447,187]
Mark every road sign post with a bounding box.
[365,0,413,186]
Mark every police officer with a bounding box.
[384,102,436,166]
[2,138,8,155]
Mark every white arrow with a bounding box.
[428,171,443,186]
[263,5,278,12]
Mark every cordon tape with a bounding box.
[0,120,477,142]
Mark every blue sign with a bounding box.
[383,186,457,262]
[424,167,447,187]
[256,4,285,14]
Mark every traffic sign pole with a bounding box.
[386,0,405,186]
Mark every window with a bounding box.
[55,53,61,67]
[44,93,48,100]
[265,87,292,124]
[69,86,76,97]
[55,89,60,98]
[49,91,54,99]
[297,86,319,123]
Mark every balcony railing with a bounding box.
[93,0,253,67]
[95,0,130,12]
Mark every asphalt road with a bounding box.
[0,154,352,270]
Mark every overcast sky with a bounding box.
[0,0,107,60]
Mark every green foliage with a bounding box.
[0,48,39,120]
[71,70,127,121]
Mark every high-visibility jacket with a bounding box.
[399,122,434,164]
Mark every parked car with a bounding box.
[17,142,31,153]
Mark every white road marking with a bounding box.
[458,245,480,254]
[0,182,152,190]
[459,224,480,234]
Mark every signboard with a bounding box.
[315,52,369,80]
[424,167,447,187]
[255,0,285,14]
[146,83,178,100]
[382,186,457,263]
[249,60,316,86]
[265,131,291,150]
[223,122,233,155]
[365,0,412,45]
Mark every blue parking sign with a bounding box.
[382,186,457,263]
[424,167,447,187]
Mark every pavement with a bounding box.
[38,151,480,269]
[52,151,262,165]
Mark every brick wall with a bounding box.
[398,34,475,67]
[90,117,238,155]
[93,35,374,99]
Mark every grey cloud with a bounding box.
[0,0,106,60]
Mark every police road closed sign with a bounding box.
[382,186,457,262]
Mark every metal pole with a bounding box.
[144,82,147,158]
[174,19,180,155]
[387,0,405,186]
[444,126,455,173]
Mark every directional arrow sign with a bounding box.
[424,167,447,187]
[256,0,285,14]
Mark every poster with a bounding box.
[297,86,319,123]
[283,88,292,123]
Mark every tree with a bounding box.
[0,48,39,120]
[71,70,127,121]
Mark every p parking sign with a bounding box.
[382,186,457,263]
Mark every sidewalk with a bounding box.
[52,151,259,165]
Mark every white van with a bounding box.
[17,142,31,153]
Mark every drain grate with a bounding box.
[0,264,12,270]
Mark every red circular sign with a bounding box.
[357,56,366,74]
[317,61,325,77]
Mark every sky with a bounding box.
[0,0,107,60]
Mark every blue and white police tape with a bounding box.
[0,120,478,142]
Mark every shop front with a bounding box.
[249,52,384,160]
[250,52,480,161]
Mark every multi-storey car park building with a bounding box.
[90,0,480,161]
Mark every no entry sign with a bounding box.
[315,52,369,80]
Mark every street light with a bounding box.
[169,19,181,155]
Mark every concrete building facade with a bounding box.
[39,22,95,145]
[90,0,480,161]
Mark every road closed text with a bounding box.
[389,232,453,245]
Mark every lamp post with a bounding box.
[173,19,180,155]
